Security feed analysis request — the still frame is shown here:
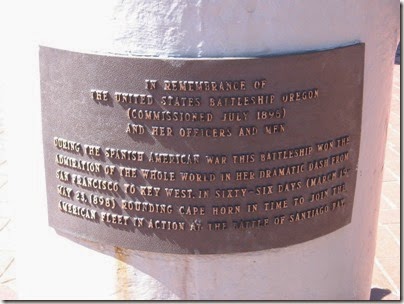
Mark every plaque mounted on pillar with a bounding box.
[40,43,364,254]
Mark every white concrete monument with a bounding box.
[3,0,399,300]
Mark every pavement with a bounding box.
[0,52,400,301]
[369,52,401,301]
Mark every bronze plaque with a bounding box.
[40,44,364,254]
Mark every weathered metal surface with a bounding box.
[40,44,364,254]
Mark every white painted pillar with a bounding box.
[4,0,398,300]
